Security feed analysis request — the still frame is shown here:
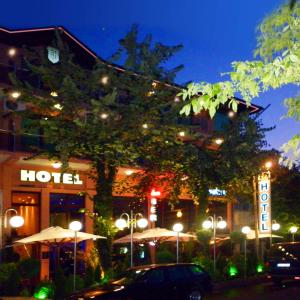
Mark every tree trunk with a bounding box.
[93,159,116,271]
[253,176,260,260]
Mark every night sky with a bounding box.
[1,0,298,151]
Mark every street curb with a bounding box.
[0,298,50,300]
[212,275,269,292]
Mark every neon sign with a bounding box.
[209,188,226,196]
[149,189,160,222]
[258,172,271,233]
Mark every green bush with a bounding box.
[196,230,212,254]
[192,255,223,280]
[19,258,40,280]
[230,231,245,244]
[33,280,55,299]
[0,262,21,296]
[64,275,85,296]
[156,246,175,263]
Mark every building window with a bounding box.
[12,192,40,237]
[50,193,85,228]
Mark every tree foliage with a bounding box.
[181,2,300,166]
[9,26,270,270]
[271,162,300,229]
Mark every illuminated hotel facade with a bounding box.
[0,26,261,278]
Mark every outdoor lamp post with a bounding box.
[241,226,251,278]
[69,220,82,292]
[289,226,298,242]
[272,220,280,231]
[172,223,183,263]
[202,215,227,273]
[115,211,148,268]
[270,220,280,248]
[0,208,24,263]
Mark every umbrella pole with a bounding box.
[176,232,179,263]
[130,220,133,268]
[73,231,77,292]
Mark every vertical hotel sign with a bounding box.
[258,172,271,234]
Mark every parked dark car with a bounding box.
[69,263,212,300]
[268,242,300,285]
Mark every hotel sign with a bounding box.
[20,170,83,185]
[258,172,271,234]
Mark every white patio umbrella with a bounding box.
[14,226,106,284]
[113,227,196,244]
[14,226,106,246]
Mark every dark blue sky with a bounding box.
[1,0,297,151]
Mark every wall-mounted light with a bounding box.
[181,175,189,181]
[52,161,62,169]
[125,169,134,176]
[11,91,21,99]
[265,161,272,169]
[228,111,235,118]
[100,113,108,119]
[8,48,17,57]
[176,210,183,218]
[53,103,63,110]
[101,76,109,85]
[215,138,224,145]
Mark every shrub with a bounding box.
[196,230,212,254]
[64,275,85,296]
[0,262,21,296]
[156,245,175,263]
[18,258,40,280]
[33,280,55,299]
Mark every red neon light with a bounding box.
[150,189,161,197]
[295,277,300,280]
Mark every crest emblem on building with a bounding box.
[47,46,60,64]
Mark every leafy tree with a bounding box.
[9,26,270,271]
[271,163,300,230]
[180,2,300,166]
[9,27,186,270]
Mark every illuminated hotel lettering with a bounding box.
[209,188,226,196]
[258,172,271,234]
[20,170,83,185]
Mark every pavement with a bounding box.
[213,275,268,292]
[208,279,300,300]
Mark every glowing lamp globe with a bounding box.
[241,226,251,235]
[290,226,298,234]
[9,215,24,228]
[69,221,82,232]
[115,218,128,230]
[202,220,213,229]
[173,223,183,233]
[265,161,272,169]
[137,218,148,229]
[217,220,227,229]
[272,222,280,231]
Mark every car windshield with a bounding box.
[270,243,300,260]
[111,269,148,286]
